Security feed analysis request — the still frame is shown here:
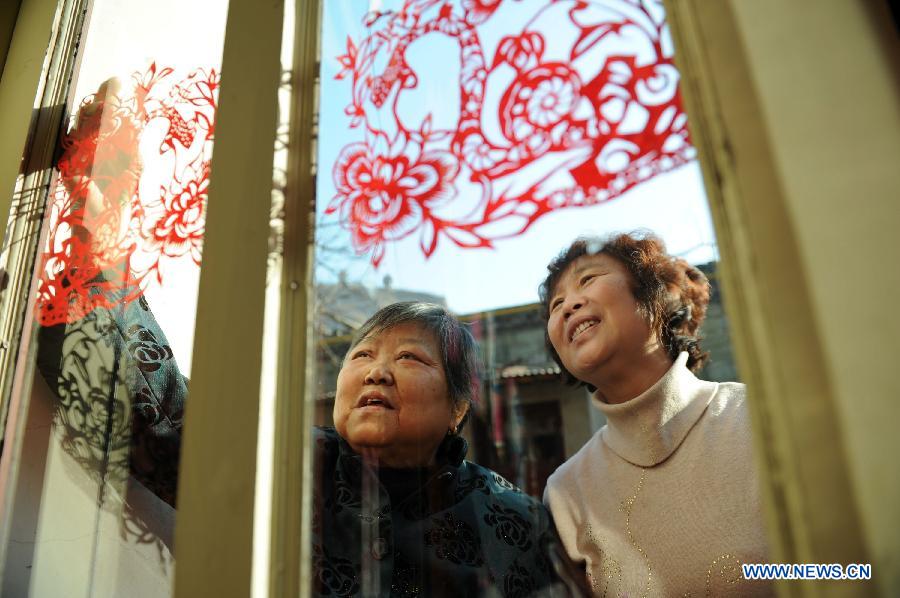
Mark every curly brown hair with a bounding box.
[539,232,711,386]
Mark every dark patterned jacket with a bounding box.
[37,287,186,507]
[312,426,578,598]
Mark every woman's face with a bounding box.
[546,253,657,386]
[333,322,464,468]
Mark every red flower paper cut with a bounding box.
[329,0,695,266]
[329,137,459,266]
[36,65,219,325]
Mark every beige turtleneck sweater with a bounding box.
[544,353,772,597]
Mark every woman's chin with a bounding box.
[344,423,395,450]
[570,355,606,382]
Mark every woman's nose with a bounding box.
[562,297,584,319]
[364,362,394,385]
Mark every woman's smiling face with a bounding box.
[546,253,657,387]
[333,322,464,468]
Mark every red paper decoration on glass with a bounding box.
[36,64,218,326]
[327,0,694,266]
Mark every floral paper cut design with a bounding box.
[327,0,694,266]
[36,64,218,325]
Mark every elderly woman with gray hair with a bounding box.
[312,301,584,597]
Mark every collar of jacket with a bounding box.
[335,432,469,511]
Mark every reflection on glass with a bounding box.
[0,1,228,595]
[311,0,739,596]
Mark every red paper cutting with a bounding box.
[327,0,694,266]
[36,64,218,326]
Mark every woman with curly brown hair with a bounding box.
[539,233,772,597]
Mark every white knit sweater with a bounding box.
[544,353,772,597]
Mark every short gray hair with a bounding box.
[348,302,480,432]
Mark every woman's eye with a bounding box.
[398,352,420,361]
[579,273,596,286]
[351,350,371,359]
[550,299,563,312]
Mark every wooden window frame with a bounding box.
[663,1,888,595]
[0,0,293,595]
[0,0,93,573]
[264,0,321,596]
[9,0,889,595]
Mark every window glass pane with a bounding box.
[317,0,717,310]
[310,0,738,595]
[1,0,229,595]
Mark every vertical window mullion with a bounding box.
[266,0,322,595]
[171,0,284,595]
